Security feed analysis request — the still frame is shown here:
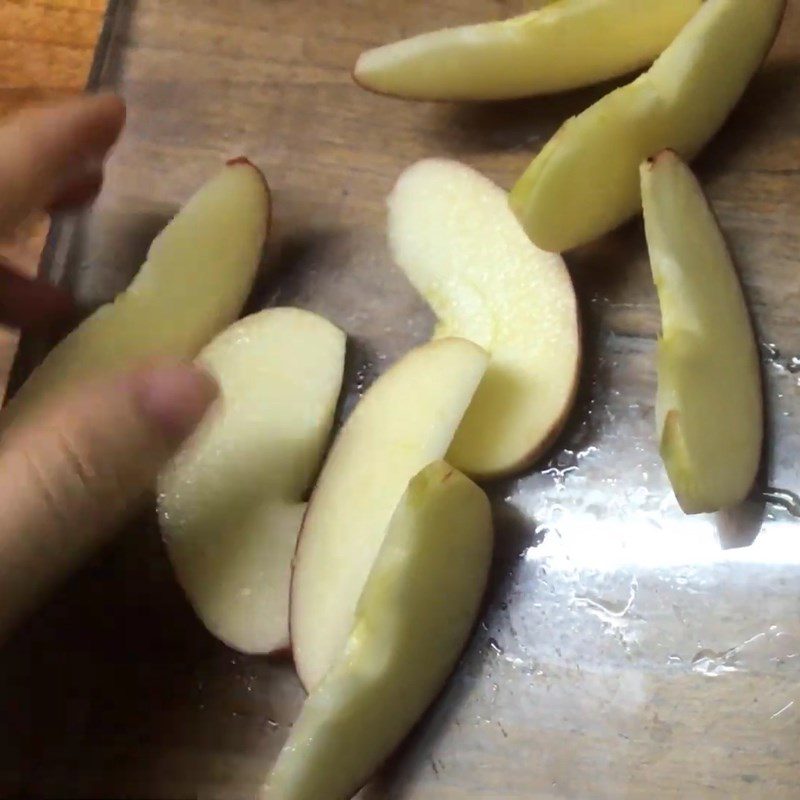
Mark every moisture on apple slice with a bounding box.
[266,461,492,800]
[4,159,270,429]
[291,337,488,691]
[158,308,345,653]
[355,0,700,101]
[388,158,580,479]
[641,151,763,514]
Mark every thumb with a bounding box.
[0,363,218,639]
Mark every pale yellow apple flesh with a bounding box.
[388,158,580,479]
[3,159,270,429]
[355,0,700,101]
[266,461,492,800]
[291,337,488,691]
[158,308,345,653]
[510,0,786,253]
[641,152,762,515]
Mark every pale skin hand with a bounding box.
[0,94,219,640]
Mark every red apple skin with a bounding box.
[225,156,272,232]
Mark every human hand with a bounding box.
[0,94,218,640]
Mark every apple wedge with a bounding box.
[3,159,270,429]
[388,159,580,479]
[510,0,786,253]
[641,152,762,514]
[291,337,488,691]
[266,461,492,800]
[354,0,700,101]
[158,308,345,653]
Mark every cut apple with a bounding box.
[164,502,307,654]
[3,159,270,428]
[354,0,700,101]
[158,308,345,653]
[266,461,492,800]
[388,158,580,479]
[510,0,786,252]
[291,337,488,691]
[641,151,762,514]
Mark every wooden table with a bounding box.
[0,0,106,389]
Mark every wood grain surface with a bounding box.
[0,0,105,390]
[0,2,799,799]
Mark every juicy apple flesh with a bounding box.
[290,337,488,691]
[641,151,763,514]
[3,159,270,428]
[158,308,345,653]
[510,0,786,252]
[355,0,701,101]
[266,461,492,800]
[388,158,580,479]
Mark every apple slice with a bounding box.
[388,158,580,479]
[354,0,700,101]
[641,152,762,514]
[266,461,492,800]
[510,0,786,252]
[158,308,346,653]
[291,337,488,691]
[163,502,307,654]
[3,159,270,429]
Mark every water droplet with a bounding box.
[532,524,551,547]
[354,359,375,396]
[689,628,796,677]
[763,487,800,518]
[555,449,577,469]
[574,577,638,622]
[691,648,739,677]
[578,444,599,459]
[487,637,504,655]
[762,342,781,361]
[770,700,795,720]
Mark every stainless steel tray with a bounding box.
[2,1,799,797]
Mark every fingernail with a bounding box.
[133,363,219,443]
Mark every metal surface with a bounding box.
[1,1,799,797]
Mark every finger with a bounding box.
[0,362,218,639]
[0,93,126,237]
[47,171,104,214]
[0,257,76,332]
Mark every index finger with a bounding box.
[0,93,126,238]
